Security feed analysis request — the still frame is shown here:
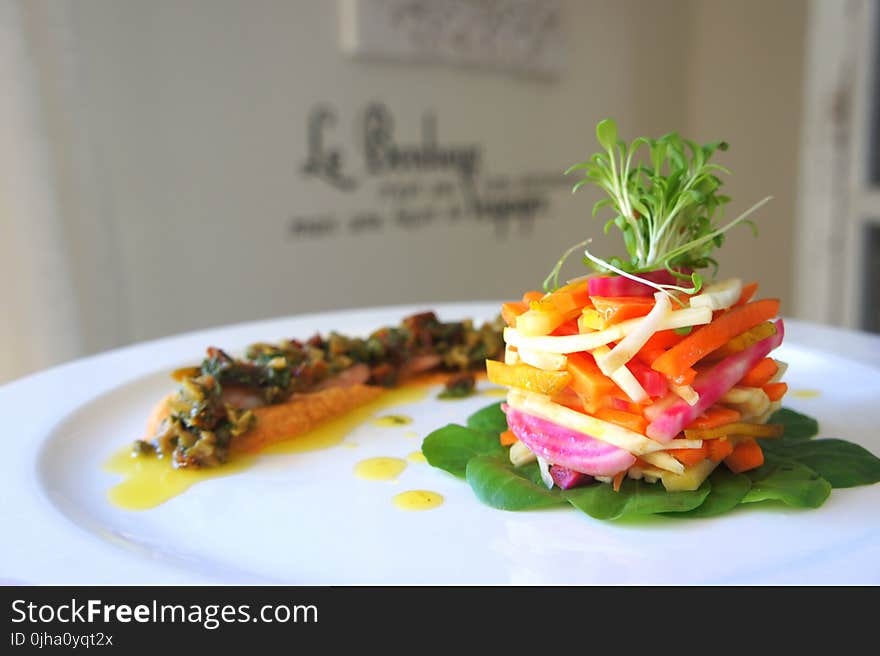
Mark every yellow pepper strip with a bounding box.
[515,299,581,337]
[703,321,777,361]
[579,308,605,331]
[684,422,784,440]
[485,360,571,396]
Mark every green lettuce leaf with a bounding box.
[422,424,504,478]
[761,438,880,488]
[564,478,710,520]
[741,457,831,508]
[465,455,564,511]
[672,468,752,518]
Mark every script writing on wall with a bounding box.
[293,102,567,240]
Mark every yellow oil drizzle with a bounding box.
[106,385,429,510]
[407,451,427,464]
[482,387,507,398]
[372,414,413,427]
[104,449,256,511]
[263,386,427,456]
[404,431,419,439]
[354,457,407,481]
[393,490,444,511]
[791,389,821,399]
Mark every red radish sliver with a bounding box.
[504,405,636,476]
[550,465,592,490]
[628,359,669,398]
[587,270,679,297]
[645,319,785,442]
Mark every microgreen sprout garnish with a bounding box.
[543,239,590,293]
[544,118,771,293]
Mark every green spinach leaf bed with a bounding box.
[421,404,880,521]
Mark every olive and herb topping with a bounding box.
[133,312,503,469]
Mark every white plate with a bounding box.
[2,302,879,585]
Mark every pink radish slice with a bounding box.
[645,319,785,442]
[628,359,669,398]
[587,269,681,297]
[550,465,592,490]
[504,405,636,476]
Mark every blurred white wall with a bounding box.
[1,0,808,384]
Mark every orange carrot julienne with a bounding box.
[740,358,778,387]
[641,329,686,351]
[612,471,625,492]
[522,291,544,304]
[724,438,764,473]
[635,346,666,367]
[686,406,741,430]
[595,407,648,435]
[635,330,686,367]
[551,387,588,413]
[733,281,759,307]
[501,301,528,327]
[763,382,788,402]
[546,280,592,314]
[707,438,734,463]
[651,299,781,379]
[566,352,622,413]
[668,445,709,467]
[590,296,656,326]
[500,430,518,446]
[551,319,581,336]
[669,367,697,387]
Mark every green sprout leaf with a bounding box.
[555,118,770,285]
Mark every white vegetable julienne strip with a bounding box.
[671,383,700,406]
[720,386,760,404]
[755,400,783,424]
[506,389,663,455]
[665,438,704,449]
[591,345,647,403]
[741,389,771,421]
[536,456,554,489]
[504,344,520,365]
[689,278,743,311]
[770,360,788,383]
[629,465,667,479]
[503,306,711,354]
[596,292,671,374]
[509,440,536,467]
[517,347,567,371]
[640,451,685,474]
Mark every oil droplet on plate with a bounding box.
[393,490,444,511]
[407,451,427,464]
[373,414,413,427]
[791,389,821,399]
[104,448,256,511]
[354,457,407,481]
[404,430,419,439]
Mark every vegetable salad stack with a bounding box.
[485,117,789,493]
[488,275,787,492]
[425,118,880,518]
